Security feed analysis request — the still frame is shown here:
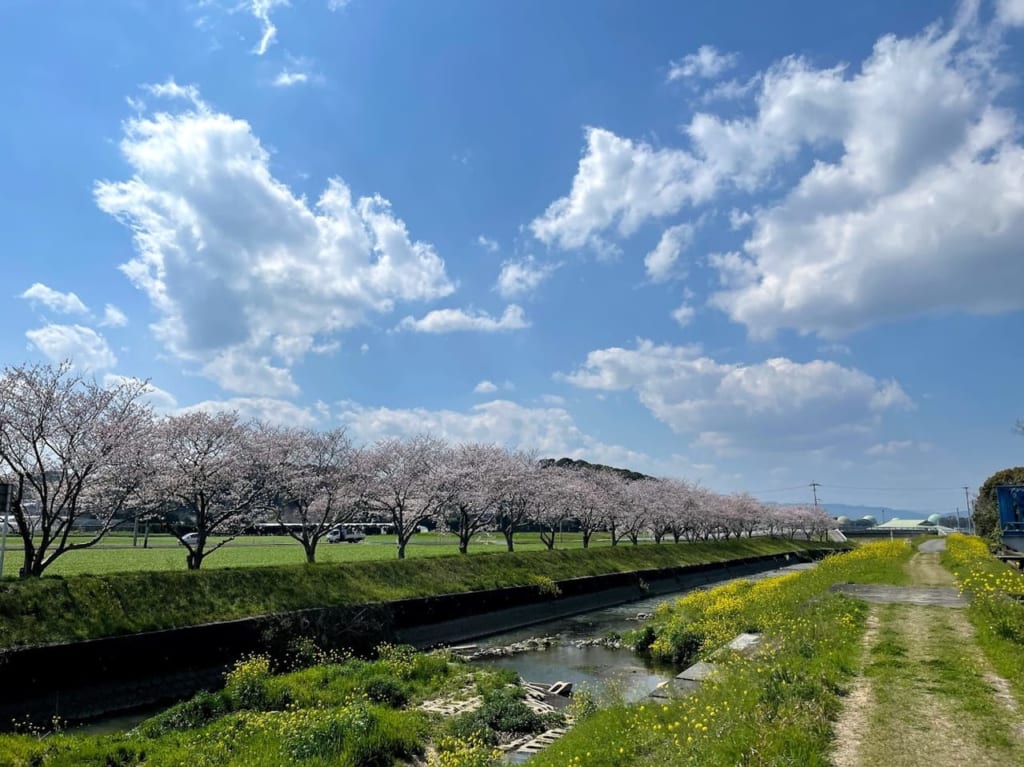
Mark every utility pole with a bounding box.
[963,486,972,535]
[811,481,821,508]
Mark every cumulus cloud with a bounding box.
[671,304,695,326]
[20,283,89,315]
[996,0,1024,26]
[477,235,499,252]
[95,85,454,395]
[100,304,128,328]
[102,373,178,412]
[337,398,647,467]
[495,256,557,298]
[668,45,738,81]
[273,70,309,87]
[474,380,499,394]
[397,305,528,333]
[561,339,911,452]
[26,324,116,371]
[179,396,320,428]
[531,128,702,252]
[644,223,694,282]
[534,10,1024,337]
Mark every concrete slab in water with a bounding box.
[677,661,717,682]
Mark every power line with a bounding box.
[818,484,969,493]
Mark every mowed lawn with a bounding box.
[0,532,616,578]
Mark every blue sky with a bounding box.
[2,0,1023,513]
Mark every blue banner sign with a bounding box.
[996,485,1024,536]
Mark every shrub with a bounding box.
[364,676,411,707]
[137,690,228,736]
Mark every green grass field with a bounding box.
[0,532,605,578]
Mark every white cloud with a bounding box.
[535,11,1024,337]
[671,304,695,326]
[327,0,350,9]
[540,394,566,406]
[100,304,128,328]
[95,86,454,396]
[180,396,320,428]
[397,305,528,333]
[102,373,178,412]
[561,339,911,452]
[337,398,647,467]
[143,79,201,105]
[273,70,309,87]
[26,324,117,371]
[474,380,498,394]
[644,223,694,282]
[249,0,287,55]
[709,20,1024,337]
[477,235,499,252]
[668,45,738,81]
[495,256,557,298]
[996,0,1024,26]
[20,283,89,315]
[865,440,933,456]
[360,343,369,354]
[530,128,702,252]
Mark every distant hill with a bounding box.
[539,457,652,482]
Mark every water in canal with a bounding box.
[466,562,816,701]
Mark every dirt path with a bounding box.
[831,540,1024,767]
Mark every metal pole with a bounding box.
[963,486,973,535]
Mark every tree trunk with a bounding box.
[397,540,407,559]
[187,550,202,569]
[458,536,469,554]
[582,530,591,549]
[503,527,515,552]
[540,529,556,550]
[304,544,317,564]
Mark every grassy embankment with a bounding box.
[943,534,1024,700]
[0,537,839,649]
[527,540,912,767]
[0,643,561,767]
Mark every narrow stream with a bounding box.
[467,562,816,701]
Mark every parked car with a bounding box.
[180,532,200,546]
[326,527,365,544]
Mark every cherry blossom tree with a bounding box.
[260,426,362,563]
[0,362,153,577]
[534,467,571,550]
[442,442,508,554]
[494,450,540,552]
[561,467,605,548]
[146,411,267,569]
[622,478,660,544]
[359,435,450,559]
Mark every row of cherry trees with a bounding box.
[0,363,832,576]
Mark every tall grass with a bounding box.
[942,534,1024,699]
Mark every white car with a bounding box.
[180,532,200,547]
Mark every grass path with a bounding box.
[831,540,1024,767]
